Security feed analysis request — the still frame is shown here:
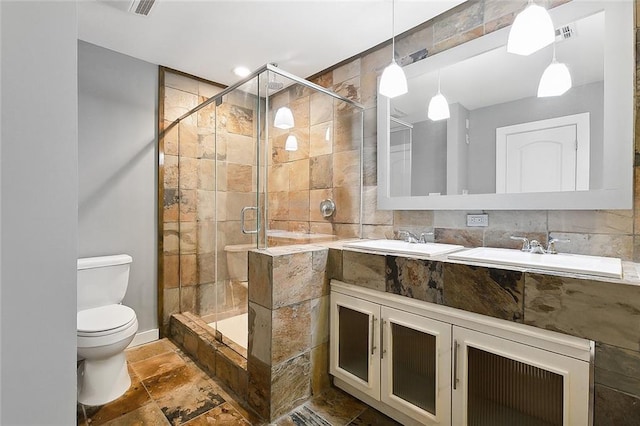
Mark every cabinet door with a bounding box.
[452,327,590,426]
[330,292,381,400]
[380,307,452,425]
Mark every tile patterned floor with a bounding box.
[77,339,400,426]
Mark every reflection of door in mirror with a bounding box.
[390,118,413,197]
[496,113,590,194]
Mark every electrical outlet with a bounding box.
[467,214,489,227]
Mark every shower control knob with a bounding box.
[320,199,336,218]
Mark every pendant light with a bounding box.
[274,106,295,129]
[537,44,572,97]
[507,0,555,56]
[379,0,408,98]
[285,134,298,151]
[428,71,450,121]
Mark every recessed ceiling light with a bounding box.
[233,66,251,78]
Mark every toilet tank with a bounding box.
[77,254,133,312]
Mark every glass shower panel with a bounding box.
[467,346,564,426]
[266,77,362,245]
[211,76,260,349]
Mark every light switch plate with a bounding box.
[467,214,489,227]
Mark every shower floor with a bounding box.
[209,313,248,350]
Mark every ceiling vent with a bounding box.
[129,0,156,16]
[555,23,577,42]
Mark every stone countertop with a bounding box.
[311,238,640,287]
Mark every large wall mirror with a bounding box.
[377,0,633,210]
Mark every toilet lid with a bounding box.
[77,305,136,334]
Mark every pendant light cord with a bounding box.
[391,0,396,62]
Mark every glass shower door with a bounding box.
[210,76,262,352]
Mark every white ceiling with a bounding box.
[78,0,466,86]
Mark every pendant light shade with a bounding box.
[379,61,408,98]
[285,134,298,151]
[428,92,450,121]
[507,1,555,56]
[538,59,572,97]
[428,71,450,121]
[274,107,295,129]
[378,0,408,98]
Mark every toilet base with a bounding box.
[77,351,131,406]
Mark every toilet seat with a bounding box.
[77,305,137,337]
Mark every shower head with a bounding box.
[268,81,284,90]
[268,64,284,90]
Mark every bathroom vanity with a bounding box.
[329,242,640,426]
[331,280,591,425]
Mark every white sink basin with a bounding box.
[343,240,465,257]
[448,247,623,279]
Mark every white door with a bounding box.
[496,113,590,194]
[390,127,412,197]
[380,307,452,425]
[330,292,381,400]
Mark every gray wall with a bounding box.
[447,102,470,195]
[467,81,604,194]
[78,41,158,334]
[1,1,78,424]
[412,119,447,196]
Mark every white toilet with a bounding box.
[77,254,138,406]
[224,243,254,285]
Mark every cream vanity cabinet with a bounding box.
[330,290,452,425]
[330,281,592,426]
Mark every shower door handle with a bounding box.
[241,206,259,234]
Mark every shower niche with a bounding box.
[330,281,592,426]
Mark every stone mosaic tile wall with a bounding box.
[337,247,640,425]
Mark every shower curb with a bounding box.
[169,313,250,406]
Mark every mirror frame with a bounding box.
[377,0,633,210]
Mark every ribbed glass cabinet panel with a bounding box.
[338,306,369,382]
[467,347,563,426]
[391,323,437,414]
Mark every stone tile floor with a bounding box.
[77,338,400,425]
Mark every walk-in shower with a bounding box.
[161,64,364,356]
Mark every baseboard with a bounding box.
[128,328,159,348]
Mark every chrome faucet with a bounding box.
[528,240,546,254]
[510,236,530,251]
[510,236,570,254]
[398,230,419,243]
[398,230,434,244]
[546,237,570,254]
